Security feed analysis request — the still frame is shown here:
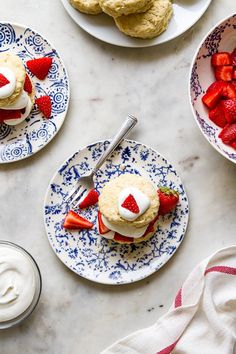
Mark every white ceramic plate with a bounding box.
[0,22,69,163]
[44,140,189,285]
[61,0,212,48]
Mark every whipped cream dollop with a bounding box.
[118,187,150,221]
[102,215,148,239]
[0,67,16,99]
[0,245,36,322]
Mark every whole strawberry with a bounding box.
[158,187,179,216]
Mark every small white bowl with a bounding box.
[0,241,42,329]
[189,13,236,163]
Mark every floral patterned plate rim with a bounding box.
[189,13,236,163]
[0,22,70,163]
[44,140,189,285]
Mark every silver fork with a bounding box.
[64,114,138,207]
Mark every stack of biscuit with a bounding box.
[70,0,173,39]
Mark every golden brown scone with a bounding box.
[0,53,25,108]
[115,0,173,39]
[70,0,102,14]
[99,0,152,18]
[98,174,159,227]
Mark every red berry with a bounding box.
[231,48,236,66]
[23,74,33,94]
[211,52,232,67]
[202,81,225,108]
[0,73,10,88]
[219,124,236,144]
[121,194,139,214]
[220,99,236,124]
[79,189,99,209]
[97,212,110,234]
[209,104,227,128]
[215,66,233,81]
[0,109,22,123]
[63,210,93,229]
[158,187,179,216]
[26,57,52,80]
[113,233,134,244]
[35,95,52,118]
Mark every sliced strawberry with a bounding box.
[23,74,32,94]
[0,73,10,88]
[222,82,236,99]
[79,189,99,209]
[114,233,134,243]
[63,210,93,229]
[0,109,21,123]
[211,52,232,67]
[35,95,52,118]
[219,124,236,144]
[26,57,52,80]
[97,212,110,234]
[215,66,233,81]
[209,104,227,128]
[202,81,225,108]
[231,48,236,66]
[229,140,236,150]
[220,99,236,123]
[121,194,139,214]
[158,187,179,216]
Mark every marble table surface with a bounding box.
[1,1,236,353]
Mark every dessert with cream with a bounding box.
[63,174,180,245]
[98,174,160,244]
[0,53,35,125]
[0,53,53,125]
[0,242,41,326]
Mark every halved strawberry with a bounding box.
[121,194,139,214]
[35,95,52,118]
[211,52,232,67]
[202,81,225,108]
[233,68,236,80]
[209,104,227,128]
[0,73,10,88]
[231,48,236,66]
[222,83,236,99]
[0,109,21,123]
[23,74,32,94]
[97,211,110,234]
[215,66,233,81]
[220,99,236,123]
[158,187,179,216]
[63,210,93,229]
[114,233,134,244]
[26,57,52,80]
[219,124,236,144]
[79,189,99,209]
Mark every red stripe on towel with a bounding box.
[156,340,178,354]
[174,288,182,308]
[205,266,236,276]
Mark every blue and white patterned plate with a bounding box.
[189,14,236,163]
[0,22,69,163]
[44,140,189,285]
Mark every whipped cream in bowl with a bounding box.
[0,241,42,329]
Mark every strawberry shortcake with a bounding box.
[0,53,53,125]
[98,174,160,244]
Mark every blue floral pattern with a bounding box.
[44,140,189,285]
[190,15,236,163]
[0,23,69,163]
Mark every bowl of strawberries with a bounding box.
[189,14,236,163]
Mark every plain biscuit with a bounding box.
[70,0,102,14]
[115,0,173,39]
[98,174,159,227]
[99,0,152,18]
[0,53,25,108]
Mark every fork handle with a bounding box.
[92,114,138,174]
